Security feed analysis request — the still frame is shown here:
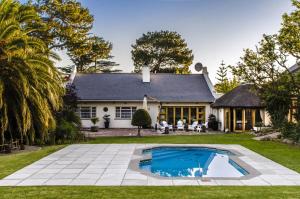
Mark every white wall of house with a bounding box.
[212,108,224,131]
[78,102,160,128]
[78,101,213,128]
[264,111,272,126]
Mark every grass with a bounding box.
[0,134,299,199]
[0,145,65,179]
[1,186,300,199]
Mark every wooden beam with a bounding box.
[173,107,175,125]
[188,107,191,124]
[252,109,255,128]
[242,109,245,132]
[233,109,236,132]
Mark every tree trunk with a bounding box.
[137,126,141,137]
[20,132,25,150]
[1,132,4,146]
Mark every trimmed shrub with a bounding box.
[131,109,152,137]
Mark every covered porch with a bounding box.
[222,108,265,132]
[212,84,269,132]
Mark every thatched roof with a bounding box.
[212,84,264,108]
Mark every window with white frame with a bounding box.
[77,106,96,119]
[115,107,137,119]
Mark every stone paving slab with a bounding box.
[0,144,300,186]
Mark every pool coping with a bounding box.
[1,144,299,186]
[128,144,261,181]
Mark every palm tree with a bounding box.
[0,0,64,146]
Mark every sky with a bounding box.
[33,0,295,83]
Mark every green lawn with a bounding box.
[0,134,299,199]
[0,145,65,179]
[1,186,300,199]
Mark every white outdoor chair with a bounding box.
[188,121,198,131]
[196,122,209,133]
[159,121,173,132]
[196,124,203,133]
[177,120,184,131]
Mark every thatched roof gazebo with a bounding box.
[212,84,266,132]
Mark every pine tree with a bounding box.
[215,61,239,93]
[216,60,228,83]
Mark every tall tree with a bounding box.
[279,0,300,60]
[131,31,194,73]
[214,61,239,93]
[216,61,228,83]
[31,0,94,51]
[0,0,64,145]
[230,35,296,127]
[68,36,119,73]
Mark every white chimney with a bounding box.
[142,65,150,83]
[202,66,208,75]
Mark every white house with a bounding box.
[72,66,217,128]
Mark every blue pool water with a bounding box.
[139,147,248,178]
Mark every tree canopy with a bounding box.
[68,36,120,73]
[30,0,118,73]
[230,20,300,126]
[31,0,94,51]
[131,31,194,73]
[279,0,300,60]
[0,0,64,145]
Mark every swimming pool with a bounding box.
[139,147,248,178]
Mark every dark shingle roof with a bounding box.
[212,84,264,108]
[289,64,300,74]
[73,73,215,102]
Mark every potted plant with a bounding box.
[90,117,99,132]
[103,114,110,128]
[208,114,219,131]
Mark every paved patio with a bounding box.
[83,129,223,137]
[0,144,300,186]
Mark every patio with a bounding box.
[0,144,300,186]
[83,129,222,137]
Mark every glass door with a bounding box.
[167,108,174,125]
[175,107,182,124]
[190,108,197,124]
[224,109,230,131]
[245,109,253,130]
[235,109,243,131]
[183,108,189,124]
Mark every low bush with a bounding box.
[208,114,218,131]
[281,122,300,143]
[53,110,82,144]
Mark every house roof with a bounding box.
[73,73,215,102]
[211,84,264,108]
[288,64,300,74]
